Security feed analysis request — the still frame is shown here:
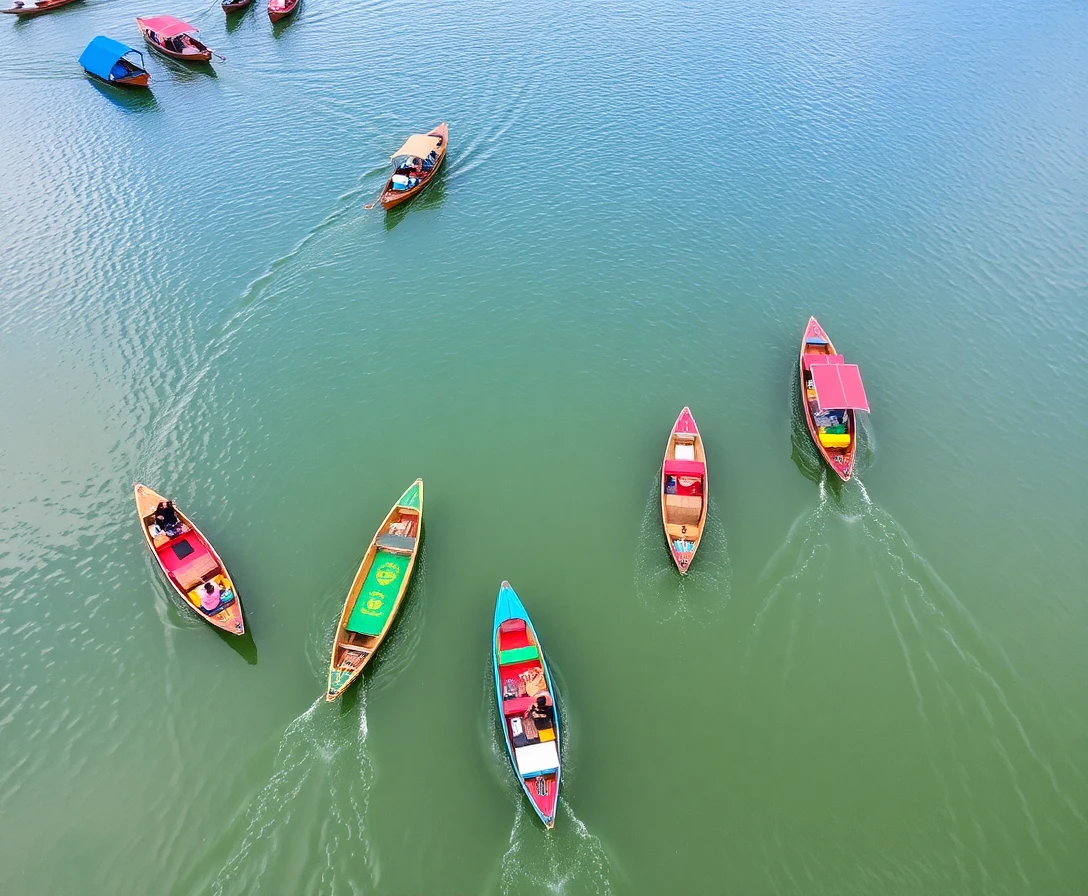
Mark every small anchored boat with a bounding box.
[2,0,80,17]
[798,316,871,481]
[660,407,708,573]
[134,484,244,635]
[79,37,151,88]
[493,581,561,829]
[136,16,214,62]
[370,124,448,210]
[326,480,423,700]
[221,0,252,13]
[267,0,298,22]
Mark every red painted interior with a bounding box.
[498,627,532,651]
[155,535,210,572]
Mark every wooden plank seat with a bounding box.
[339,640,370,653]
[375,534,417,553]
[173,554,219,591]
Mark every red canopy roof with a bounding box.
[803,353,843,370]
[138,15,198,37]
[664,459,705,477]
[811,363,869,412]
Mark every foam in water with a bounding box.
[633,476,732,622]
[209,695,376,896]
[750,473,1086,878]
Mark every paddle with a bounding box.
[364,186,388,211]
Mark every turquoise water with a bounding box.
[1,0,1086,892]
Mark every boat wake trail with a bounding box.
[633,478,731,622]
[497,801,614,896]
[749,477,1087,878]
[478,660,616,895]
[208,696,376,896]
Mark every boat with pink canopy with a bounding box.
[136,15,216,62]
[798,316,871,481]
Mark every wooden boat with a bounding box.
[798,317,871,481]
[375,124,449,210]
[493,581,561,828]
[267,0,298,22]
[133,484,244,635]
[326,480,423,700]
[79,36,151,89]
[660,407,708,574]
[222,0,252,12]
[2,0,79,16]
[136,16,213,63]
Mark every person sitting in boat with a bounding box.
[153,500,182,537]
[526,695,554,731]
[421,151,437,172]
[200,580,221,612]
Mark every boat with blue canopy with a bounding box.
[79,37,151,88]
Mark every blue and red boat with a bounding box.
[492,581,561,828]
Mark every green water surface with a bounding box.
[1,0,1085,893]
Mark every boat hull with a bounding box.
[798,317,856,481]
[134,484,245,635]
[136,21,213,63]
[492,582,561,828]
[379,123,448,210]
[326,480,423,701]
[659,407,708,574]
[222,0,252,11]
[2,0,80,15]
[267,0,298,21]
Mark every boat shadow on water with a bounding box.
[217,626,258,664]
[152,54,218,81]
[86,78,159,112]
[382,168,449,232]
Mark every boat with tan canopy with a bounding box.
[368,124,448,210]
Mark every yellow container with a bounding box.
[818,432,850,449]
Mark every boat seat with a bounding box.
[674,443,696,461]
[665,494,701,525]
[666,523,693,538]
[499,619,526,634]
[339,640,370,653]
[498,645,540,665]
[375,534,416,553]
[174,554,219,591]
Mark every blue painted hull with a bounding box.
[492,580,561,828]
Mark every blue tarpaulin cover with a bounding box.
[79,36,142,80]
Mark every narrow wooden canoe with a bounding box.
[222,0,252,12]
[326,479,423,700]
[267,0,298,22]
[377,124,448,210]
[134,484,245,635]
[136,16,213,63]
[798,317,871,482]
[493,581,561,828]
[2,0,79,16]
[660,407,708,574]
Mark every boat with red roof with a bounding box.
[660,407,708,574]
[493,581,561,828]
[798,316,871,481]
[134,484,244,635]
[136,16,214,62]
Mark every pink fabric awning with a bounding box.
[138,15,197,36]
[803,353,843,370]
[811,363,870,412]
[664,459,705,477]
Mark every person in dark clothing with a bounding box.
[154,501,181,536]
[527,695,554,730]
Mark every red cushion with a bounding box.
[499,619,526,633]
[502,695,535,716]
